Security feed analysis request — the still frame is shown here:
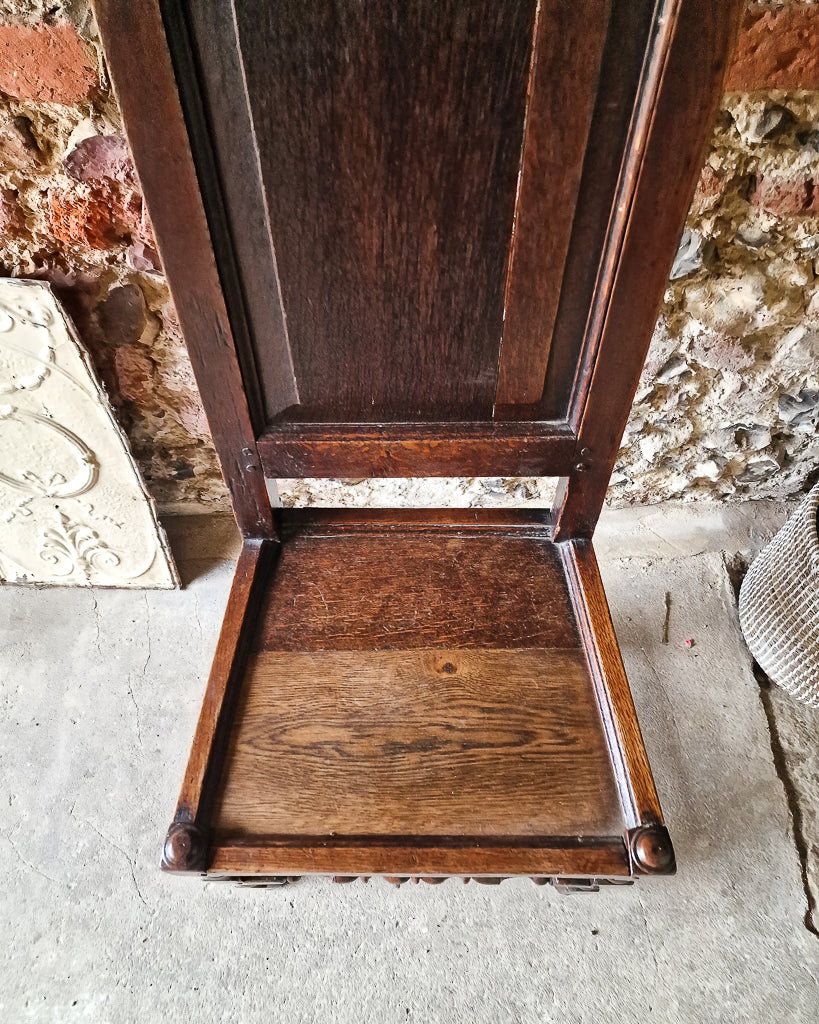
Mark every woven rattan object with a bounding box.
[739,482,819,707]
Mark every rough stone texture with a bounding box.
[0,184,23,232]
[277,476,559,509]
[1,1,819,516]
[1,506,817,1022]
[615,87,819,506]
[63,132,131,182]
[0,108,41,169]
[0,8,228,511]
[0,0,88,27]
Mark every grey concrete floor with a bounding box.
[1,504,818,1023]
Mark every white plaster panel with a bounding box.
[0,279,178,587]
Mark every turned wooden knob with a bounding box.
[629,825,675,874]
[162,822,207,872]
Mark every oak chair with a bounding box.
[94,0,741,887]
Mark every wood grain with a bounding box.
[172,2,299,421]
[535,0,655,421]
[255,529,580,651]
[232,0,536,423]
[207,838,631,879]
[174,539,278,826]
[496,0,610,407]
[552,0,743,539]
[561,539,663,827]
[278,508,553,534]
[92,0,275,537]
[95,1,740,882]
[257,421,576,478]
[212,648,624,838]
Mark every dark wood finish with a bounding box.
[257,422,576,479]
[552,0,743,540]
[161,821,208,873]
[561,539,663,827]
[495,0,610,408]
[163,538,277,868]
[254,522,579,652]
[214,871,633,888]
[96,0,741,516]
[234,0,536,423]
[212,648,623,837]
[207,840,630,879]
[278,508,553,534]
[94,1,743,884]
[628,824,676,875]
[533,0,656,423]
[160,515,646,879]
[165,2,299,422]
[92,0,275,538]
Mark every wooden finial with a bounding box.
[161,821,208,873]
[628,825,676,875]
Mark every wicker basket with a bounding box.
[738,482,819,708]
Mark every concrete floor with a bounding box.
[1,504,817,1023]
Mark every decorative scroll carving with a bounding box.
[37,511,122,578]
[0,406,99,497]
[0,279,177,587]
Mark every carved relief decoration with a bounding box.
[0,279,178,587]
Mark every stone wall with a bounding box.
[620,3,819,505]
[0,1,228,510]
[0,1,817,513]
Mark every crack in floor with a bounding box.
[754,663,819,939]
[0,829,63,887]
[70,810,151,912]
[723,554,818,940]
[126,674,143,747]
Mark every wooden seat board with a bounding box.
[213,647,623,839]
[255,529,580,652]
[211,523,624,848]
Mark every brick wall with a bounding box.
[0,2,817,510]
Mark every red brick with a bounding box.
[725,4,819,91]
[749,174,819,217]
[0,21,96,103]
[48,181,141,250]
